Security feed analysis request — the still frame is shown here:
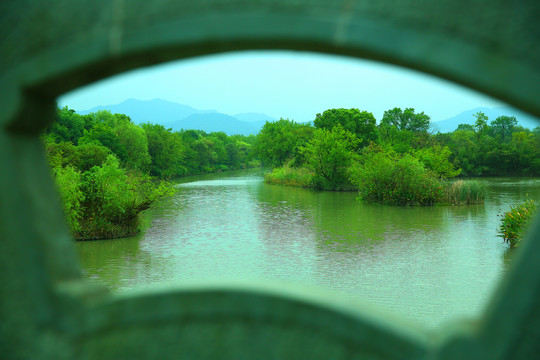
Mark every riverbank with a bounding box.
[45,106,262,241]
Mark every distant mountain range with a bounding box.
[432,106,539,133]
[78,99,539,135]
[79,98,275,136]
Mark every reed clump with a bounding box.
[444,180,486,205]
[264,165,313,188]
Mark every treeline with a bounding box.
[434,112,540,176]
[45,106,260,239]
[261,107,539,205]
[46,105,538,238]
[47,107,260,177]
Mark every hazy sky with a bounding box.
[58,50,504,123]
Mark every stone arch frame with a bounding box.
[1,1,539,359]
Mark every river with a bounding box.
[76,169,540,328]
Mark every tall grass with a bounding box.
[264,165,313,188]
[498,199,537,247]
[444,180,486,205]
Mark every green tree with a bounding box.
[72,142,112,171]
[116,118,152,171]
[44,139,78,169]
[89,110,119,128]
[53,165,85,232]
[381,107,431,133]
[46,106,88,143]
[491,115,517,141]
[142,123,186,178]
[510,130,540,175]
[444,129,480,176]
[226,142,241,168]
[229,136,257,168]
[414,144,461,178]
[192,138,217,171]
[208,132,229,169]
[79,122,128,162]
[473,111,489,137]
[255,119,312,167]
[302,125,360,190]
[314,108,379,145]
[378,123,415,154]
[45,129,114,172]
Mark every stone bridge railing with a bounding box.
[1,1,539,359]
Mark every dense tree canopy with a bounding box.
[491,115,518,141]
[141,123,186,177]
[314,108,379,146]
[255,119,313,167]
[264,106,538,194]
[116,118,152,171]
[44,106,260,239]
[302,125,360,190]
[437,114,539,176]
[381,107,431,133]
[49,106,88,143]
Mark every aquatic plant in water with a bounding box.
[444,179,486,205]
[498,199,537,247]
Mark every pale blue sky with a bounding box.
[58,50,504,123]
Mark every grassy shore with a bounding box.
[264,165,313,188]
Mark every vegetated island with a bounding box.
[44,106,260,240]
[260,108,539,206]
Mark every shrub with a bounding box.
[216,164,229,172]
[350,150,443,206]
[443,180,486,205]
[498,199,537,247]
[53,165,85,232]
[77,155,175,240]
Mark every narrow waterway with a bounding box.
[77,169,540,328]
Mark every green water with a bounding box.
[76,169,540,328]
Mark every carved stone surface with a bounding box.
[1,1,539,359]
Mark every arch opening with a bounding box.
[2,1,540,358]
[52,50,538,329]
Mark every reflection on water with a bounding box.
[76,169,540,328]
